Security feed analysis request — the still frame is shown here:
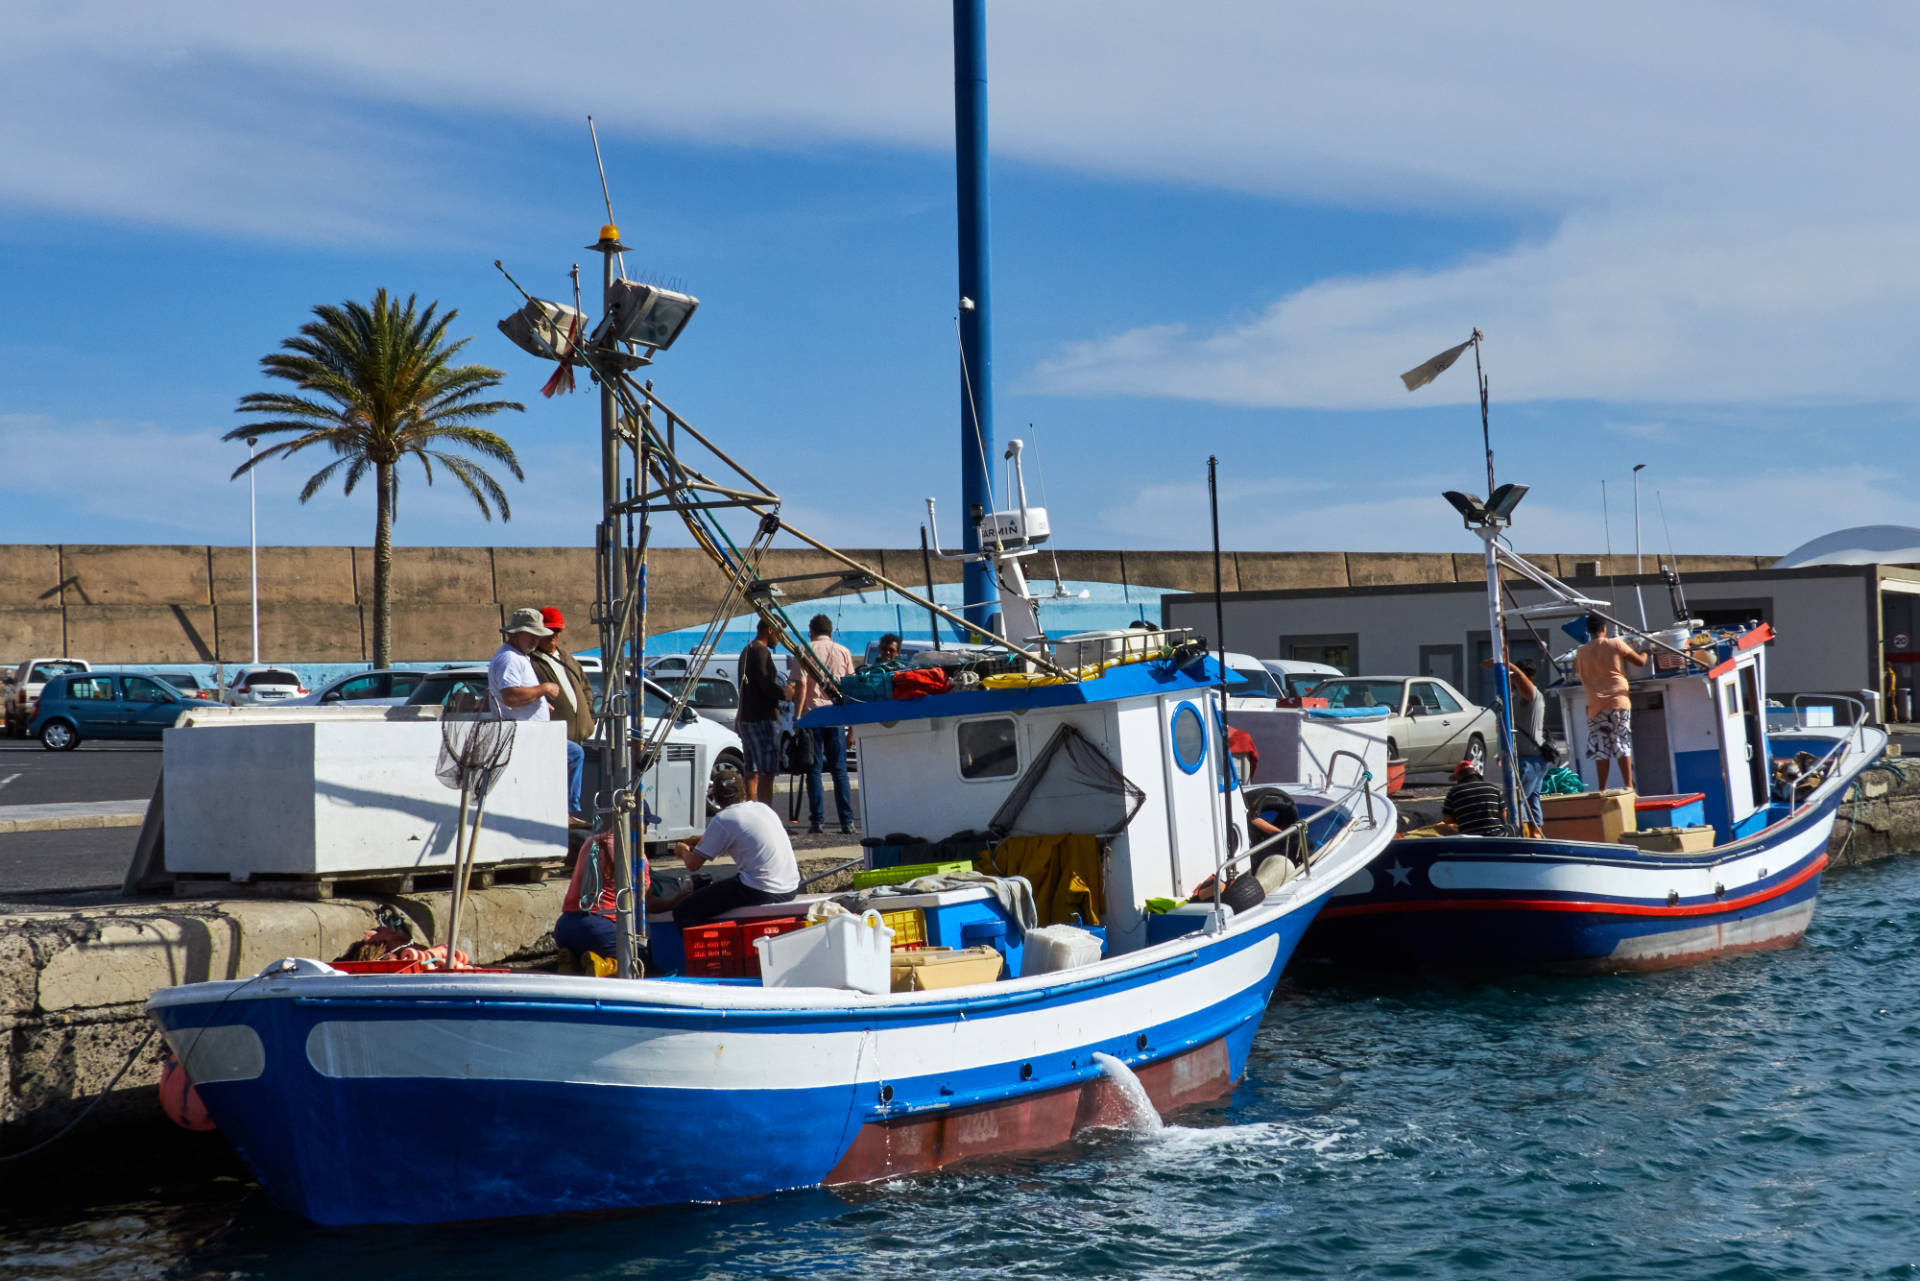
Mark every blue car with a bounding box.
[28,670,195,751]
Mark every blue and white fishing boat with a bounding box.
[144,205,1394,1220]
[1302,344,1882,972]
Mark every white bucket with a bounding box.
[756,909,895,994]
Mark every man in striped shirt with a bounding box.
[1442,759,1511,837]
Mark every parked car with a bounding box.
[221,666,308,706]
[289,669,427,707]
[1259,658,1347,702]
[28,671,193,750]
[1305,675,1496,776]
[644,651,736,686]
[151,672,219,700]
[652,674,741,729]
[1221,651,1287,710]
[8,658,90,737]
[405,667,742,846]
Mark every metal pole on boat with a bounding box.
[1632,464,1648,629]
[592,222,639,980]
[953,0,997,635]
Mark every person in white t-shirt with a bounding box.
[489,606,587,827]
[669,774,800,928]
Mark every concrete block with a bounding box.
[1124,551,1244,594]
[37,916,234,1011]
[0,930,35,1016]
[61,545,210,606]
[0,608,63,655]
[877,547,964,588]
[209,546,359,606]
[212,900,378,976]
[1451,553,1536,584]
[10,1015,163,1120]
[357,546,496,604]
[1345,553,1458,588]
[214,602,366,663]
[0,546,63,609]
[385,604,504,662]
[64,605,219,663]
[1230,553,1349,592]
[492,548,595,605]
[1675,555,1775,574]
[1037,550,1127,589]
[1554,554,1640,581]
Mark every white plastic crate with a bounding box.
[755,910,895,994]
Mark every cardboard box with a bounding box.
[889,945,1005,992]
[1620,825,1717,854]
[1541,789,1637,842]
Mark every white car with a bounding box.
[1304,675,1498,777]
[222,666,308,706]
[7,657,90,737]
[1260,658,1347,702]
[405,667,742,847]
[1222,651,1288,710]
[644,651,736,686]
[287,669,427,707]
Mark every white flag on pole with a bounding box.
[1400,337,1475,392]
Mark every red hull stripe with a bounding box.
[823,1038,1234,1185]
[1321,853,1826,920]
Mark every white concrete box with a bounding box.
[163,717,568,877]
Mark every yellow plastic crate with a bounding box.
[879,908,926,950]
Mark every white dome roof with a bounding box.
[1773,525,1920,568]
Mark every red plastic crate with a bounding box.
[681,920,747,978]
[329,959,510,974]
[736,916,806,976]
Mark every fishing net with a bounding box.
[988,723,1145,840]
[436,716,517,802]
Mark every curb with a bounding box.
[0,811,146,835]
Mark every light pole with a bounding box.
[248,437,260,665]
[1632,463,1647,630]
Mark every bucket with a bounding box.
[1386,758,1408,795]
[1650,627,1692,673]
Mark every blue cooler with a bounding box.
[1636,792,1707,830]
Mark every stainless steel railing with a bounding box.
[1201,755,1380,928]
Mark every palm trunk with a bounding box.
[373,462,394,669]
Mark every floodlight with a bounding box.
[1485,482,1529,523]
[592,279,701,352]
[498,298,588,363]
[1442,490,1488,526]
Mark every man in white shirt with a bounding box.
[785,613,858,835]
[489,606,586,827]
[669,774,800,928]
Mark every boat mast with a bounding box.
[1471,337,1523,832]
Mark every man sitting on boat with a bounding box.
[667,774,800,928]
[1441,759,1511,836]
[1573,615,1649,790]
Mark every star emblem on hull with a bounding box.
[1386,861,1412,887]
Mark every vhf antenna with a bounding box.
[587,115,627,277]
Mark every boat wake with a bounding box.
[1090,1052,1163,1133]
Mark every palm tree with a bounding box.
[227,289,525,668]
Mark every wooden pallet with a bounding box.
[173,859,565,902]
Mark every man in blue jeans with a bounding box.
[786,614,857,834]
[1487,653,1550,835]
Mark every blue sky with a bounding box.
[4,3,1918,559]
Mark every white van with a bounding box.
[1260,658,1347,702]
[8,657,90,737]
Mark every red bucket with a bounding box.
[1386,758,1408,795]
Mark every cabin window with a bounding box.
[957,718,1019,780]
[1170,701,1207,774]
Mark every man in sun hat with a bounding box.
[490,606,587,827]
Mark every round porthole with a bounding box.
[1170,702,1207,774]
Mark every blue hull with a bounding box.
[152,901,1320,1225]
[1302,784,1848,974]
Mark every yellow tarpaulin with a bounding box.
[977,834,1104,926]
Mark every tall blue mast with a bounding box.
[954,0,996,634]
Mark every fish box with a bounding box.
[1620,825,1717,854]
[1542,789,1637,843]
[755,910,894,994]
[889,945,1004,992]
[1635,792,1706,829]
[1018,924,1105,977]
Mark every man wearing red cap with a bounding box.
[532,607,593,828]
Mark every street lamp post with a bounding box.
[248,436,259,666]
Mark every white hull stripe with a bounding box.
[1423,819,1826,900]
[304,934,1282,1091]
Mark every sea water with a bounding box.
[8,856,1920,1279]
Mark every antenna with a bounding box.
[586,116,627,277]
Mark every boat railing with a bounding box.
[1790,692,1869,732]
[1203,753,1379,928]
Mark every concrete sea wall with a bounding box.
[0,544,1776,664]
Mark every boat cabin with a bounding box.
[1552,624,1776,842]
[801,629,1249,954]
